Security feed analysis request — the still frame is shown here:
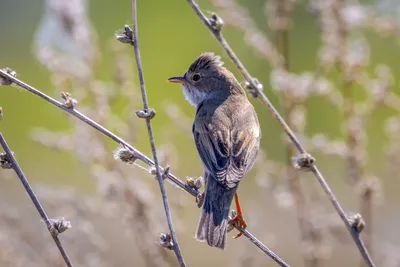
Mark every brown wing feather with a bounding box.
[193,101,260,189]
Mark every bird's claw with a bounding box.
[228,212,247,239]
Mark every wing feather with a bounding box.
[193,103,260,189]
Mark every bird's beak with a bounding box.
[168,76,185,84]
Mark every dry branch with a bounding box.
[127,0,186,265]
[0,132,74,267]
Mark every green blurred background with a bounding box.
[1,0,400,266]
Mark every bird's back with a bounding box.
[193,95,261,189]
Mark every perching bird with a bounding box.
[168,52,261,249]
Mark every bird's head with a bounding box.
[168,52,243,107]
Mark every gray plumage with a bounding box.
[169,52,261,249]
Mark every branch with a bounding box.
[128,0,186,266]
[185,1,376,266]
[0,69,290,267]
[239,228,289,267]
[0,132,74,267]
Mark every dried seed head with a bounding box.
[186,176,203,190]
[247,78,263,98]
[136,109,156,120]
[209,12,224,32]
[194,176,203,189]
[61,92,78,108]
[115,25,134,45]
[159,233,174,250]
[0,152,12,169]
[114,146,137,164]
[347,213,365,234]
[186,177,195,187]
[46,217,72,235]
[115,34,132,44]
[0,68,17,86]
[293,153,315,171]
[123,25,133,40]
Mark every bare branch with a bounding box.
[0,68,197,196]
[238,228,289,267]
[185,1,376,266]
[126,0,186,266]
[0,132,74,267]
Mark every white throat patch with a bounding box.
[182,84,208,107]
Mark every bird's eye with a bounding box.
[192,73,201,82]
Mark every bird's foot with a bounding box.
[228,192,247,238]
[228,210,247,238]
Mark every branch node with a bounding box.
[162,165,170,180]
[61,92,78,109]
[293,153,315,171]
[115,25,134,45]
[347,212,365,234]
[114,146,138,164]
[209,12,224,32]
[136,108,156,120]
[0,151,13,169]
[159,232,174,250]
[0,67,17,86]
[149,166,157,175]
[242,78,263,98]
[186,176,203,190]
[45,217,72,236]
[123,24,133,40]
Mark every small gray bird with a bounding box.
[168,52,261,249]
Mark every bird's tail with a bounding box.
[195,175,237,249]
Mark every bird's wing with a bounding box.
[193,103,260,189]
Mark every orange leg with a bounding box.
[230,192,247,238]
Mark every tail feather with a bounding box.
[195,176,236,249]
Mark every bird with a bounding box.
[168,52,261,249]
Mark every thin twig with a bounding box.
[129,0,186,266]
[0,69,197,196]
[239,228,289,267]
[0,133,74,267]
[0,70,290,267]
[185,1,376,266]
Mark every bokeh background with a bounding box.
[1,0,400,266]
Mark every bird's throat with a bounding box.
[183,85,208,107]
